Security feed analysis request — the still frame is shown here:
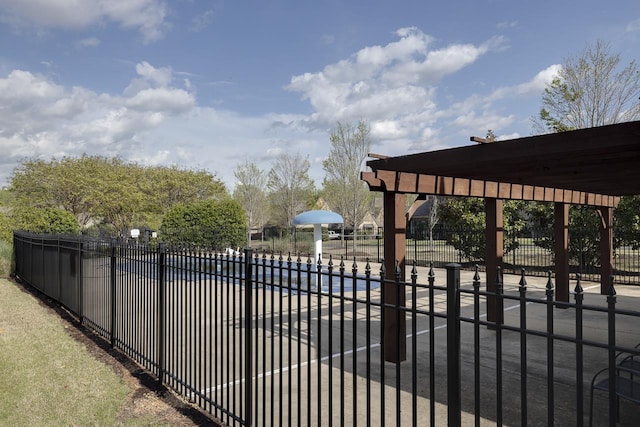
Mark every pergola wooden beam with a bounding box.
[362,170,620,208]
[383,192,407,363]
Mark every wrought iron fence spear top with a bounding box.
[608,275,617,297]
[519,268,527,290]
[546,270,554,292]
[574,273,583,295]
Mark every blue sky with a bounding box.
[0,0,638,190]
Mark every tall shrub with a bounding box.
[160,199,247,248]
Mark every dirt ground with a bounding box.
[14,279,222,427]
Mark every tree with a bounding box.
[267,152,315,229]
[322,120,372,240]
[533,40,640,263]
[9,155,229,237]
[615,196,640,249]
[92,160,146,237]
[9,156,139,232]
[11,207,80,235]
[439,198,527,262]
[527,203,602,269]
[10,156,101,227]
[535,40,640,132]
[439,198,486,261]
[142,166,227,217]
[233,161,269,245]
[160,199,247,248]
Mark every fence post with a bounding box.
[244,247,253,427]
[606,276,617,425]
[78,240,84,324]
[110,239,117,348]
[157,243,166,386]
[446,263,461,427]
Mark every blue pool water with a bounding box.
[117,257,380,294]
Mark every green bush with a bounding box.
[160,198,247,248]
[439,198,527,262]
[0,240,12,277]
[11,207,80,235]
[529,204,601,268]
[0,211,12,243]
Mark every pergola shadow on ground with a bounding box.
[361,120,640,363]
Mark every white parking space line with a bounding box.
[199,282,602,396]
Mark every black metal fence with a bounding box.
[284,227,640,285]
[12,231,640,426]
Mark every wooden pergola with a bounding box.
[361,120,640,362]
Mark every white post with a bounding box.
[313,224,322,270]
[313,223,323,290]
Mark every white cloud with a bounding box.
[125,87,194,113]
[0,69,64,103]
[511,64,561,95]
[0,0,169,43]
[135,61,173,87]
[497,21,518,30]
[321,34,335,45]
[0,27,554,190]
[286,28,511,153]
[190,9,214,32]
[76,37,100,48]
[0,61,198,185]
[627,18,640,32]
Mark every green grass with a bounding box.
[0,279,130,426]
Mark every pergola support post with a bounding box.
[598,206,614,295]
[383,191,406,363]
[485,198,503,324]
[554,203,570,302]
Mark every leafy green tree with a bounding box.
[322,120,372,239]
[614,196,640,249]
[91,161,146,237]
[10,156,107,227]
[439,198,527,262]
[0,212,12,243]
[535,39,640,132]
[439,198,486,261]
[160,199,247,248]
[11,207,80,235]
[0,189,13,242]
[9,155,229,237]
[233,161,269,245]
[142,166,227,217]
[267,152,315,228]
[527,203,602,269]
[533,39,640,259]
